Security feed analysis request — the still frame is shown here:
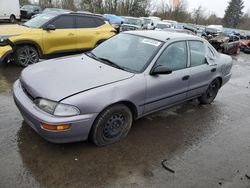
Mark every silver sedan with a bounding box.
[13,30,232,146]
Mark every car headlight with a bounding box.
[0,34,19,46]
[34,98,80,117]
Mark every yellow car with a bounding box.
[0,13,116,66]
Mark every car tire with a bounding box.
[9,15,16,23]
[15,46,39,67]
[198,79,220,105]
[90,104,133,146]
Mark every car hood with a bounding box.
[0,25,32,35]
[20,54,134,101]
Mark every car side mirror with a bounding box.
[150,65,172,76]
[44,24,56,31]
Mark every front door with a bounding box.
[42,15,77,54]
[144,41,190,113]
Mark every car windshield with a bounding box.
[90,34,162,72]
[23,14,57,28]
[124,18,142,26]
[156,24,171,29]
[144,19,151,24]
[21,5,33,10]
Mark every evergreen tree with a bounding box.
[223,0,244,28]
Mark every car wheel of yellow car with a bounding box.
[15,46,39,67]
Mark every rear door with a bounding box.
[144,41,190,113]
[187,40,216,98]
[76,16,105,49]
[42,15,77,54]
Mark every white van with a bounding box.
[146,16,161,29]
[0,0,20,23]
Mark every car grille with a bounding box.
[21,10,28,16]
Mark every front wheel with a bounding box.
[15,46,39,66]
[198,79,220,105]
[90,104,133,146]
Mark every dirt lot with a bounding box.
[0,53,250,188]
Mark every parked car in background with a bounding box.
[120,17,144,32]
[202,27,220,39]
[103,14,124,31]
[162,20,178,29]
[209,35,241,55]
[163,28,196,35]
[207,25,223,33]
[21,5,42,19]
[14,30,232,146]
[183,25,197,35]
[0,13,116,66]
[154,22,172,31]
[146,16,161,30]
[0,0,20,23]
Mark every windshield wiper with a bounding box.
[86,52,127,71]
[98,58,126,71]
[85,51,99,60]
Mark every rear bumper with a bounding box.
[0,46,13,63]
[222,73,232,86]
[13,80,98,143]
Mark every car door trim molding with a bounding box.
[139,83,208,107]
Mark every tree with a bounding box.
[223,0,244,28]
[192,6,205,25]
[19,0,31,6]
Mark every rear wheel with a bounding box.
[15,46,39,66]
[9,15,16,23]
[90,104,133,146]
[198,79,220,105]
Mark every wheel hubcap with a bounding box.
[207,81,218,98]
[19,48,38,66]
[103,114,125,139]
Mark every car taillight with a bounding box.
[111,29,118,34]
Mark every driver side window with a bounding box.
[155,41,187,71]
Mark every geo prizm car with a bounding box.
[13,31,232,146]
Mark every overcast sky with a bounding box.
[186,0,250,17]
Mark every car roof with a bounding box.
[124,30,200,42]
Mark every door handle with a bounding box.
[211,68,217,72]
[182,75,190,81]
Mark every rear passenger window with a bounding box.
[51,15,75,29]
[94,18,105,27]
[189,41,206,67]
[77,16,101,28]
[156,41,187,71]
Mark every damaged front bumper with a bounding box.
[0,45,13,63]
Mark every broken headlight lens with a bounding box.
[0,34,19,46]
